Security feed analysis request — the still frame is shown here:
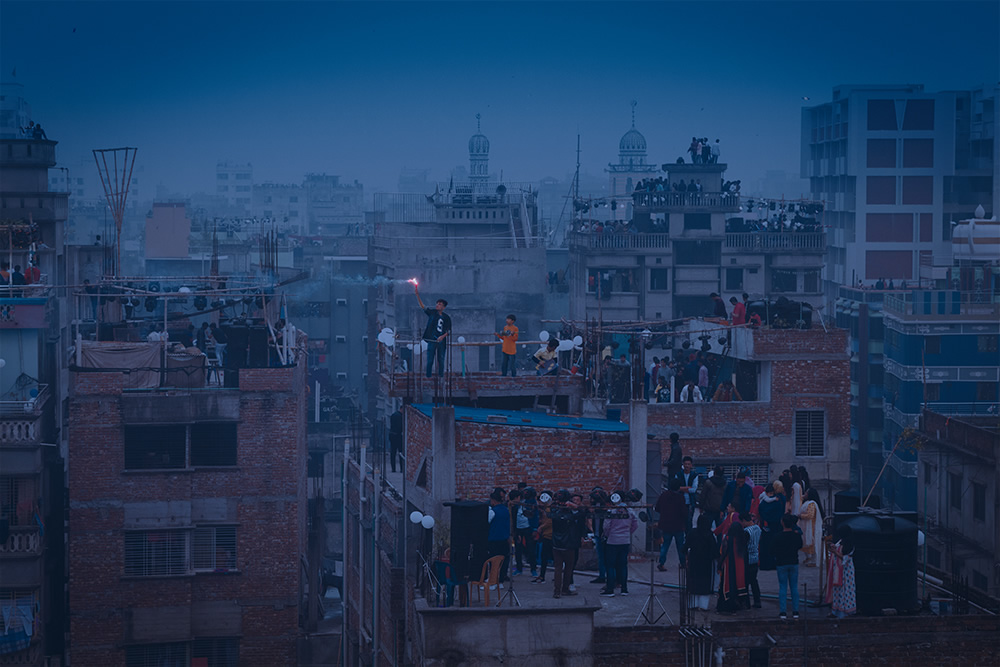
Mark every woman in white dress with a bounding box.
[798,488,824,567]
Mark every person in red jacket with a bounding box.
[730,296,746,325]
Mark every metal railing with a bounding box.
[568,232,671,250]
[724,232,826,252]
[884,290,1000,319]
[0,384,49,418]
[633,192,739,209]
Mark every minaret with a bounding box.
[468,113,490,193]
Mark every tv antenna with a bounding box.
[93,147,138,277]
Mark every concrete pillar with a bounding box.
[629,399,648,547]
[431,406,456,519]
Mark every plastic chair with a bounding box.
[469,555,505,606]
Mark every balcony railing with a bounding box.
[0,420,40,444]
[633,191,739,210]
[0,384,49,419]
[724,232,826,252]
[0,526,42,556]
[884,290,1000,319]
[569,232,671,250]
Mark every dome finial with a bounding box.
[476,112,481,133]
[631,99,637,128]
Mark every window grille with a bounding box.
[125,642,187,667]
[192,637,240,667]
[0,476,38,526]
[193,526,237,571]
[124,531,188,576]
[794,410,825,457]
[190,423,237,467]
[124,425,186,470]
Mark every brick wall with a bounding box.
[68,363,307,666]
[752,326,848,358]
[405,406,433,491]
[594,615,1000,666]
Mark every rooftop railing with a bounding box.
[568,232,671,250]
[0,384,49,419]
[884,290,1000,319]
[633,191,739,210]
[724,232,826,252]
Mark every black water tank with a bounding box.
[834,511,918,615]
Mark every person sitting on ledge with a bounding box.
[534,339,559,375]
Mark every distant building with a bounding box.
[880,215,999,511]
[303,174,364,236]
[216,161,253,212]
[606,102,657,222]
[569,160,826,323]
[801,84,999,303]
[144,201,191,259]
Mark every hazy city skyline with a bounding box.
[3,1,997,197]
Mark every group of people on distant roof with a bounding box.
[688,137,721,164]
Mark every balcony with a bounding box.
[568,231,671,251]
[0,526,42,556]
[884,290,1000,320]
[0,384,49,419]
[633,191,740,212]
[724,232,826,253]
[0,138,58,167]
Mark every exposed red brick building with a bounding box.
[67,357,308,666]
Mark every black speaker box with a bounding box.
[446,501,489,582]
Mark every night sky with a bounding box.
[2,1,997,196]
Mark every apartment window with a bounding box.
[925,336,940,354]
[926,546,941,568]
[977,382,998,401]
[793,268,819,295]
[866,139,896,168]
[190,423,237,467]
[902,176,933,205]
[903,138,934,168]
[0,477,38,525]
[336,298,348,306]
[217,173,229,180]
[794,410,825,457]
[978,335,998,353]
[193,525,237,571]
[649,268,669,291]
[124,425,186,470]
[949,472,962,510]
[289,196,298,203]
[124,530,188,576]
[125,642,188,667]
[683,213,711,230]
[902,99,934,130]
[925,383,941,401]
[923,461,934,485]
[235,173,250,180]
[335,335,347,343]
[867,99,897,130]
[772,269,797,293]
[725,268,743,291]
[336,372,348,380]
[192,638,240,667]
[972,482,986,522]
[866,176,896,205]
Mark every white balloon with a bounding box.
[383,336,394,347]
[420,341,428,352]
[457,336,466,343]
[421,515,435,529]
[573,335,583,346]
[539,330,550,342]
[0,359,5,368]
[557,339,574,352]
[409,511,423,524]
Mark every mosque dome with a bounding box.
[469,132,490,155]
[619,127,646,153]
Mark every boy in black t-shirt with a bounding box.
[414,283,451,377]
